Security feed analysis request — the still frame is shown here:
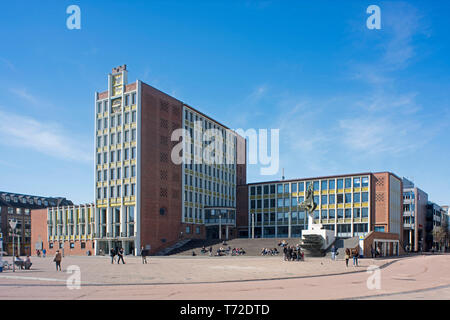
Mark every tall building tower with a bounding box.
[94,66,246,255]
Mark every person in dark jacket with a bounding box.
[54,250,62,271]
[110,248,116,264]
[117,248,125,264]
[141,246,147,264]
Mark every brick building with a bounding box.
[93,65,246,255]
[31,204,95,256]
[0,192,72,255]
[241,172,404,254]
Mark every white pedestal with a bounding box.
[301,216,335,250]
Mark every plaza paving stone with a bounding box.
[0,254,449,299]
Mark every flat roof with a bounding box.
[246,171,400,186]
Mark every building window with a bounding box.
[362,192,369,202]
[374,226,385,232]
[345,178,351,188]
[353,193,361,203]
[337,179,343,189]
[362,177,369,187]
[131,147,136,159]
[132,111,136,123]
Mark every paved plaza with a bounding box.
[0,254,449,299]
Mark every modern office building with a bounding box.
[402,178,428,252]
[426,202,446,251]
[242,172,403,243]
[0,191,72,255]
[94,65,246,255]
[31,204,95,256]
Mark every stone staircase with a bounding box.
[154,239,192,256]
[169,238,303,256]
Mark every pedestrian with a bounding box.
[353,249,359,267]
[54,250,62,271]
[371,245,375,258]
[110,248,116,264]
[141,246,147,264]
[345,248,350,268]
[117,247,125,264]
[43,248,46,258]
[331,245,337,261]
[209,246,213,257]
[283,246,288,261]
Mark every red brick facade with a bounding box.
[31,209,94,257]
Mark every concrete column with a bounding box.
[288,212,291,238]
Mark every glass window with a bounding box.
[362,208,369,217]
[337,194,344,203]
[321,210,327,219]
[321,195,327,204]
[314,195,319,204]
[353,208,361,218]
[345,208,351,218]
[313,181,319,191]
[291,198,298,206]
[329,179,335,189]
[321,180,327,190]
[353,177,361,188]
[132,111,136,123]
[250,186,256,196]
[345,178,351,188]
[354,193,361,203]
[362,192,369,202]
[277,198,284,207]
[337,209,344,218]
[329,194,335,204]
[329,209,335,218]
[299,182,304,192]
[345,193,352,203]
[277,184,283,193]
[337,179,343,189]
[284,198,290,207]
[291,183,297,193]
[362,177,369,187]
[314,210,319,219]
[284,184,289,193]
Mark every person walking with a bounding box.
[141,246,147,264]
[345,248,350,268]
[42,248,46,258]
[117,247,125,264]
[110,248,116,264]
[352,249,359,267]
[331,245,337,261]
[54,250,62,271]
[209,246,213,257]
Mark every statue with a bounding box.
[298,184,317,217]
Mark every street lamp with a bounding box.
[9,219,17,272]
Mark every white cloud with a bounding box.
[0,109,92,163]
[9,88,39,105]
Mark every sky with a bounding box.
[0,0,449,205]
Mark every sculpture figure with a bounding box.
[298,184,317,217]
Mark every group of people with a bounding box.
[109,247,126,264]
[14,255,33,270]
[283,245,305,261]
[344,248,359,267]
[35,249,46,258]
[260,248,279,256]
[198,245,246,257]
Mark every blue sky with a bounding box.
[0,0,449,205]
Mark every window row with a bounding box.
[96,147,136,164]
[250,177,370,195]
[97,93,136,114]
[97,183,136,199]
[97,129,136,148]
[250,192,369,209]
[97,165,136,182]
[184,191,234,207]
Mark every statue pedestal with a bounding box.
[299,216,335,256]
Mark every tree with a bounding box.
[432,226,448,252]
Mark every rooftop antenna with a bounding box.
[282,168,285,181]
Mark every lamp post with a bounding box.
[218,213,222,240]
[9,219,17,272]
